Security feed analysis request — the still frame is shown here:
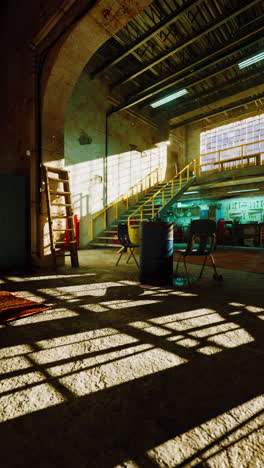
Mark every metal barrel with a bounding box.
[139,221,174,286]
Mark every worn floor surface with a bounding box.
[174,246,264,273]
[0,249,263,468]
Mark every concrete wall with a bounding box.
[166,127,186,179]
[186,122,201,166]
[64,70,166,247]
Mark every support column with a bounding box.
[165,127,186,180]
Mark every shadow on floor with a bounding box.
[0,257,263,467]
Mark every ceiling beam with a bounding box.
[90,0,204,78]
[169,93,264,129]
[107,35,264,115]
[166,70,264,121]
[132,19,264,99]
[111,0,262,89]
[111,33,159,80]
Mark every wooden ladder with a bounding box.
[43,165,79,268]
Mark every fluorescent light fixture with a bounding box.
[227,188,260,194]
[183,191,199,194]
[150,89,188,108]
[238,51,264,69]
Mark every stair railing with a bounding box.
[128,159,196,228]
[90,167,162,240]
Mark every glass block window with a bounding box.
[201,114,264,153]
[200,113,264,171]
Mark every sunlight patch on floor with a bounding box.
[210,328,254,348]
[161,311,223,332]
[169,290,199,296]
[0,370,46,394]
[31,332,139,366]
[150,309,217,324]
[58,346,187,396]
[36,328,119,349]
[197,346,222,355]
[245,305,264,313]
[0,344,32,359]
[0,382,65,422]
[190,321,238,338]
[37,282,126,299]
[175,337,200,348]
[145,395,264,468]
[10,308,79,326]
[99,299,162,309]
[129,321,171,336]
[166,334,185,342]
[0,355,31,375]
[228,302,246,307]
[3,273,95,282]
[83,304,109,312]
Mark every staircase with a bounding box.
[89,182,165,248]
[89,160,197,248]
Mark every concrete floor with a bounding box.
[0,249,263,468]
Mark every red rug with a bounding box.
[174,247,264,273]
[0,291,51,323]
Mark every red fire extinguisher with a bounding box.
[113,229,119,244]
[65,214,80,249]
[74,214,80,249]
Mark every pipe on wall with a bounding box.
[105,113,110,208]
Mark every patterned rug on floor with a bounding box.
[0,291,51,323]
[173,247,264,273]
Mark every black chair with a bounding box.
[174,219,223,286]
[116,222,139,268]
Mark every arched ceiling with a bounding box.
[87,0,264,129]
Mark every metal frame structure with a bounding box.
[88,0,264,127]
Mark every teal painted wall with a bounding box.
[220,196,264,223]
[173,195,264,228]
[0,175,26,270]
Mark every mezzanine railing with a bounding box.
[199,139,264,173]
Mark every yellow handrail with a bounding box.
[128,159,196,228]
[199,139,264,174]
[90,167,162,240]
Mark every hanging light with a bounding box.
[150,89,188,108]
[227,188,260,193]
[238,51,264,69]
